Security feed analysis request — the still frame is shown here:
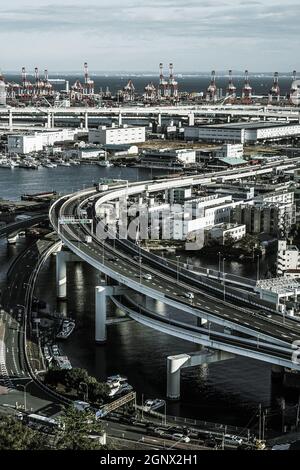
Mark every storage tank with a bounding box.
[0,73,6,106]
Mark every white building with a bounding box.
[8,129,78,154]
[89,124,146,145]
[0,74,6,107]
[277,240,300,277]
[164,195,241,242]
[214,144,244,159]
[139,148,196,169]
[185,122,300,144]
[65,147,106,160]
[255,277,300,313]
[205,223,246,245]
[166,187,192,204]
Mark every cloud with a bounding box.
[0,0,299,71]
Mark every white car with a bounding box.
[143,274,152,281]
[172,433,190,443]
[184,292,194,300]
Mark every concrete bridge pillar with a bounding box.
[158,113,162,127]
[56,251,67,299]
[8,110,13,131]
[95,286,108,344]
[95,284,130,344]
[188,113,195,127]
[56,249,81,299]
[47,111,51,128]
[118,112,122,126]
[167,350,234,400]
[167,354,190,400]
[84,112,89,130]
[51,112,55,128]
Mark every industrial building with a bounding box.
[185,122,300,144]
[232,197,296,237]
[7,129,78,154]
[138,148,196,169]
[277,240,300,278]
[0,72,6,106]
[64,147,106,161]
[89,124,146,145]
[205,223,246,245]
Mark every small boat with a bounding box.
[97,160,114,167]
[107,374,128,385]
[108,382,133,397]
[0,158,18,169]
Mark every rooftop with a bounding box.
[201,122,300,130]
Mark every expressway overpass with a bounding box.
[0,214,48,239]
[49,168,300,396]
[1,103,300,130]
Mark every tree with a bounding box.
[55,407,106,450]
[44,367,67,387]
[224,233,235,247]
[64,368,90,392]
[0,416,48,450]
[87,379,110,405]
[238,234,260,253]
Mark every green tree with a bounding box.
[87,379,109,405]
[44,367,67,387]
[0,416,48,450]
[55,407,106,450]
[64,368,90,391]
[224,233,235,247]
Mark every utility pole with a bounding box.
[296,394,300,429]
[262,410,267,441]
[223,257,226,301]
[281,397,286,434]
[258,403,262,441]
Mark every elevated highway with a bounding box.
[49,166,300,376]
[1,103,300,130]
[0,214,48,239]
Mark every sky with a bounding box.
[0,0,299,73]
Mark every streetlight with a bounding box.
[79,381,89,402]
[218,252,221,278]
[223,257,226,301]
[160,401,167,426]
[176,256,180,284]
[139,255,142,285]
[257,254,260,281]
[18,380,33,412]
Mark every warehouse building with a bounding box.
[138,148,196,169]
[89,124,146,145]
[184,122,300,144]
[8,129,78,154]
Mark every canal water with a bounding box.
[0,165,298,432]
